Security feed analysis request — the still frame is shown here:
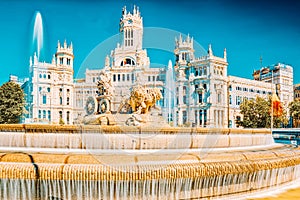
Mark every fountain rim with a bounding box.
[0,124,271,135]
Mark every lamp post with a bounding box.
[271,70,274,130]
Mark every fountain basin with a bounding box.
[0,124,299,199]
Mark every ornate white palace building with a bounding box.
[23,41,74,124]
[20,5,294,127]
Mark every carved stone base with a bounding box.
[82,114,116,125]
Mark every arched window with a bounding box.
[120,58,136,66]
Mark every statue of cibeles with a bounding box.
[96,70,113,96]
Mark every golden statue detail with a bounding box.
[118,85,162,114]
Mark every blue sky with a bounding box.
[0,0,299,85]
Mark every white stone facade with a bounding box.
[173,36,228,128]
[74,6,164,122]
[253,63,294,111]
[25,41,74,124]
[22,5,294,128]
[228,76,275,128]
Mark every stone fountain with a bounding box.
[1,74,300,199]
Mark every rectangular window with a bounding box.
[67,111,70,124]
[38,110,41,119]
[218,93,221,103]
[60,97,63,105]
[199,67,202,76]
[183,96,187,104]
[60,58,63,65]
[182,111,187,124]
[203,67,207,75]
[229,95,232,105]
[236,96,241,105]
[122,74,125,81]
[43,110,46,119]
[199,110,203,125]
[118,74,120,81]
[48,110,51,121]
[113,74,116,82]
[127,74,130,81]
[42,95,47,104]
[198,93,203,103]
[67,97,70,105]
[204,110,207,126]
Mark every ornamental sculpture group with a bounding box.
[84,71,162,126]
[118,85,162,114]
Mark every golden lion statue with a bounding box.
[118,86,162,114]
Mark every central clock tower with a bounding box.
[119,5,143,50]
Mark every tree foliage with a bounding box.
[237,96,288,128]
[289,99,300,127]
[0,81,25,124]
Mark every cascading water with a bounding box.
[164,60,176,125]
[32,11,43,59]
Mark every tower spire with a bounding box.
[208,44,213,56]
[260,55,263,68]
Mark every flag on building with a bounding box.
[272,93,283,117]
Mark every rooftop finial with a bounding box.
[122,6,127,16]
[64,39,67,48]
[29,56,32,66]
[179,34,182,43]
[57,40,61,48]
[208,44,213,56]
[52,54,56,64]
[224,48,227,61]
[133,5,136,14]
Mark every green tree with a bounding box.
[0,81,26,124]
[289,100,300,127]
[237,96,288,128]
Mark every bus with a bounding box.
[272,128,300,146]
